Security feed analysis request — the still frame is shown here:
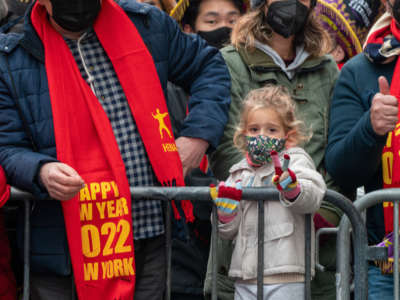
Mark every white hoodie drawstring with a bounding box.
[77,32,96,95]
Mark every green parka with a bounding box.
[204,45,341,300]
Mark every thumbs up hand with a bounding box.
[370,76,398,136]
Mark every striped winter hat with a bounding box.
[249,0,317,8]
[315,0,384,59]
[170,0,190,21]
[159,0,179,14]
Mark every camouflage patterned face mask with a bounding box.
[246,135,286,165]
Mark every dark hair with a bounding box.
[181,0,245,30]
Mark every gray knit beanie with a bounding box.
[250,0,265,8]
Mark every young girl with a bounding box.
[212,85,325,299]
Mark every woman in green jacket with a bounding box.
[204,0,342,299]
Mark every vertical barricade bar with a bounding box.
[211,205,219,300]
[326,190,368,300]
[304,214,311,300]
[395,200,399,300]
[336,189,400,300]
[165,201,172,300]
[257,199,264,300]
[22,198,30,300]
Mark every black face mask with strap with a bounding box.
[266,0,310,38]
[50,0,101,32]
[197,26,232,49]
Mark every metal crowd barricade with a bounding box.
[10,187,368,300]
[336,188,400,300]
[8,188,34,300]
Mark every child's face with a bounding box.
[245,108,287,139]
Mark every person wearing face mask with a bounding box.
[0,0,231,300]
[314,0,384,69]
[212,84,325,300]
[326,0,400,298]
[181,0,245,48]
[204,0,343,299]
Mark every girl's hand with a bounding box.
[210,181,242,222]
[271,151,301,200]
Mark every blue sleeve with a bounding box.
[325,61,387,190]
[0,75,56,199]
[165,16,231,150]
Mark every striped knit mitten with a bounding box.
[210,181,242,222]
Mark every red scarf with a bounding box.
[31,1,193,298]
[367,20,400,234]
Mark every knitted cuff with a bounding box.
[282,183,301,200]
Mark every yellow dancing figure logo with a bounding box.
[152,109,172,139]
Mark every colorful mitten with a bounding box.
[375,232,397,274]
[210,181,242,222]
[271,150,301,200]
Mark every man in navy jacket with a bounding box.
[0,0,231,299]
[325,6,399,299]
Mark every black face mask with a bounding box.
[197,27,232,49]
[266,0,309,38]
[50,0,101,32]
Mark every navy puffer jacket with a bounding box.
[0,0,230,275]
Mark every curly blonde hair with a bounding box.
[233,85,311,153]
[230,3,331,57]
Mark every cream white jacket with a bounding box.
[218,147,325,282]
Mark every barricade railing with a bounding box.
[7,189,35,300]
[336,188,400,300]
[8,187,368,300]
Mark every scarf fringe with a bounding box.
[163,178,194,223]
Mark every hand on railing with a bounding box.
[271,151,301,200]
[210,181,242,223]
[39,162,85,201]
